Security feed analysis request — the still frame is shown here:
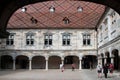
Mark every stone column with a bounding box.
[111,58,114,63]
[79,57,82,70]
[45,58,48,71]
[104,56,107,64]
[29,59,32,70]
[61,57,64,65]
[13,59,16,70]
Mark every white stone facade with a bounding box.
[97,8,120,70]
[0,29,97,70]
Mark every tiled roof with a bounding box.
[7,0,105,29]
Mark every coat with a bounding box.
[103,65,108,73]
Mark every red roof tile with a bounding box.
[7,0,105,29]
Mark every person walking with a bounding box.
[90,62,93,70]
[109,63,114,77]
[103,63,109,78]
[71,63,75,71]
[96,63,102,78]
[61,64,64,72]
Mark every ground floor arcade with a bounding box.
[0,50,97,70]
[98,40,120,70]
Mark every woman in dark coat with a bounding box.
[103,63,109,78]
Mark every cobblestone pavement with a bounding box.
[0,69,120,80]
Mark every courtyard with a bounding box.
[0,69,120,80]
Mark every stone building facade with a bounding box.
[0,8,120,71]
[97,9,120,70]
[0,29,97,70]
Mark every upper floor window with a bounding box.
[62,33,70,46]
[6,34,14,45]
[103,18,108,25]
[44,34,52,46]
[26,34,34,45]
[83,34,91,45]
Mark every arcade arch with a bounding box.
[64,55,79,69]
[48,56,61,69]
[32,56,45,69]
[112,49,119,70]
[1,55,13,69]
[16,55,29,69]
[82,55,97,69]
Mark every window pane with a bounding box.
[63,39,66,45]
[87,35,90,39]
[83,39,86,45]
[31,35,34,39]
[63,35,66,39]
[49,35,52,39]
[26,40,29,45]
[10,35,14,39]
[67,39,70,45]
[26,35,30,39]
[44,39,48,45]
[49,39,52,45]
[45,35,48,39]
[31,40,34,45]
[67,35,70,39]
[87,39,90,45]
[83,35,86,39]
[11,40,14,45]
[6,40,9,45]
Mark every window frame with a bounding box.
[62,33,71,46]
[6,33,14,46]
[26,33,34,46]
[82,33,91,46]
[44,34,53,46]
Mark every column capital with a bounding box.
[61,57,64,61]
[79,57,82,60]
[45,57,48,61]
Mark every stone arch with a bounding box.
[32,55,45,69]
[48,55,61,69]
[112,49,119,70]
[16,55,29,69]
[0,55,13,69]
[64,55,79,69]
[105,51,111,64]
[0,0,120,38]
[82,55,97,69]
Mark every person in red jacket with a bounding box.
[109,63,114,77]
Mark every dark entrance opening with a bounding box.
[32,56,45,69]
[64,56,79,69]
[1,55,13,69]
[112,49,119,70]
[16,55,29,69]
[82,55,97,69]
[48,56,61,69]
[105,52,111,64]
